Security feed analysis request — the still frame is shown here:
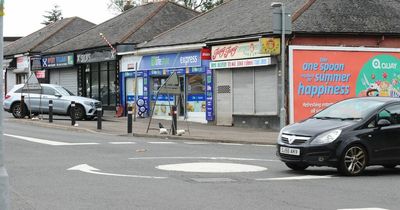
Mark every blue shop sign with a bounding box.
[42,53,74,69]
[140,51,201,70]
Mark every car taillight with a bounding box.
[4,95,10,100]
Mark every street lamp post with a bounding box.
[0,0,10,209]
[271,2,287,129]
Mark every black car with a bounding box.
[277,97,400,176]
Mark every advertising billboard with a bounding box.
[289,46,400,123]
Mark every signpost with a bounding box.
[0,1,10,208]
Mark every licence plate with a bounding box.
[280,146,300,156]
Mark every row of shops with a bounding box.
[6,38,282,129]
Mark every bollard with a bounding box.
[171,105,177,135]
[127,105,133,134]
[97,104,102,130]
[49,100,53,123]
[20,95,25,118]
[71,101,76,126]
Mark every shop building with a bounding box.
[135,0,306,129]
[43,1,199,110]
[3,17,95,93]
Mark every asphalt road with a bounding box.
[3,120,400,210]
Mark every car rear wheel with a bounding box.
[338,145,367,176]
[11,102,27,118]
[70,105,86,120]
[285,162,308,171]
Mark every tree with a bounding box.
[175,0,224,12]
[108,0,224,14]
[108,0,138,13]
[42,5,63,26]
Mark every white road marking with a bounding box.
[256,175,334,181]
[338,208,388,210]
[67,164,167,179]
[218,143,243,146]
[4,134,99,146]
[156,162,267,173]
[251,144,275,147]
[148,142,176,144]
[129,157,279,162]
[109,142,136,145]
[183,141,211,145]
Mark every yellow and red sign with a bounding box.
[289,46,400,123]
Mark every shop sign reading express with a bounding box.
[139,51,201,70]
[289,46,400,123]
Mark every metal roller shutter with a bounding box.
[233,68,253,114]
[255,66,278,115]
[50,68,78,95]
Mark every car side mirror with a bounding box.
[55,93,62,98]
[377,119,391,127]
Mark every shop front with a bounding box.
[138,50,212,123]
[76,49,118,109]
[119,55,147,116]
[210,40,279,129]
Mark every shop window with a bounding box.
[91,63,99,100]
[109,70,116,106]
[187,74,206,113]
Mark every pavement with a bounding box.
[5,111,279,145]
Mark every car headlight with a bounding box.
[277,129,284,143]
[311,129,342,145]
[84,101,95,107]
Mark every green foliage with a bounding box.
[174,0,225,11]
[108,0,138,13]
[42,5,63,26]
[108,0,224,14]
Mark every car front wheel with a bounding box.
[285,162,308,171]
[70,105,86,121]
[338,145,367,176]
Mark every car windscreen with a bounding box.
[313,99,385,120]
[54,86,75,96]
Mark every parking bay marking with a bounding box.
[4,133,99,146]
[68,164,167,179]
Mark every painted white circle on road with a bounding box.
[156,162,267,173]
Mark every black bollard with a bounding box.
[171,105,177,135]
[20,95,25,118]
[49,100,53,123]
[71,101,76,126]
[127,105,133,134]
[97,104,102,130]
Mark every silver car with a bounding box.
[4,84,101,120]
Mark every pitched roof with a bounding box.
[44,2,199,54]
[140,0,400,48]
[4,17,95,57]
[293,0,400,33]
[139,0,307,48]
